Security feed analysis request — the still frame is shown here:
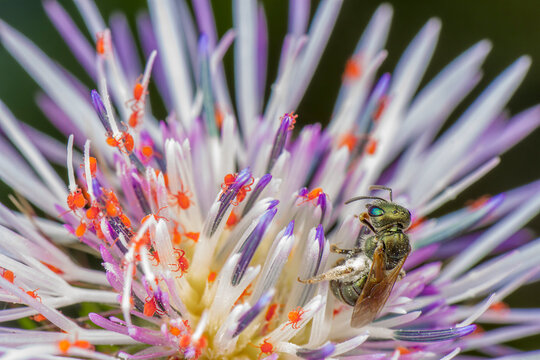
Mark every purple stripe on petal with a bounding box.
[317,193,327,224]
[297,342,335,359]
[91,89,112,133]
[233,291,273,337]
[43,0,96,79]
[242,173,273,216]
[284,220,295,237]
[106,270,123,292]
[298,187,309,197]
[132,174,151,215]
[99,244,115,265]
[89,312,129,335]
[393,324,476,342]
[232,208,277,286]
[213,168,253,235]
[129,152,147,173]
[128,325,168,346]
[154,288,170,315]
[267,200,279,210]
[266,113,295,173]
[315,224,325,270]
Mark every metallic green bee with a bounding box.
[299,186,411,328]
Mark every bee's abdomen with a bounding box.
[330,278,365,306]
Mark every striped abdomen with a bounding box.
[330,276,366,306]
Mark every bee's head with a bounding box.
[366,201,411,230]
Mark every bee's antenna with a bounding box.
[345,196,387,204]
[369,185,393,202]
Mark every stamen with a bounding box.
[296,342,335,359]
[317,193,327,225]
[66,134,76,193]
[232,207,276,286]
[241,173,272,216]
[83,140,94,200]
[266,112,296,173]
[212,167,253,236]
[90,90,112,134]
[393,324,476,342]
[233,290,274,337]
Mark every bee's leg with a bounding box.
[298,267,355,284]
[298,257,370,284]
[330,244,362,255]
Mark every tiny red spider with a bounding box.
[141,206,169,225]
[297,187,325,206]
[66,188,87,212]
[282,306,306,329]
[169,182,193,210]
[106,132,134,154]
[143,295,165,317]
[169,249,189,277]
[220,174,254,206]
[148,249,160,266]
[25,288,42,303]
[251,338,274,360]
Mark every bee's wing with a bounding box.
[350,243,408,328]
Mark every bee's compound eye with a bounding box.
[369,206,384,217]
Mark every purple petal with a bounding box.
[127,325,168,346]
[213,167,253,235]
[314,224,325,270]
[317,193,327,224]
[266,113,295,173]
[393,324,476,342]
[90,89,112,133]
[242,173,273,216]
[233,291,273,337]
[89,312,129,335]
[296,342,335,359]
[232,208,277,286]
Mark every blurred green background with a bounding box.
[0,0,539,349]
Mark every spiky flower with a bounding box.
[0,1,539,359]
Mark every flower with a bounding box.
[0,1,539,359]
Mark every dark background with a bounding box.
[0,0,539,349]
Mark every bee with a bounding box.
[299,186,411,328]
